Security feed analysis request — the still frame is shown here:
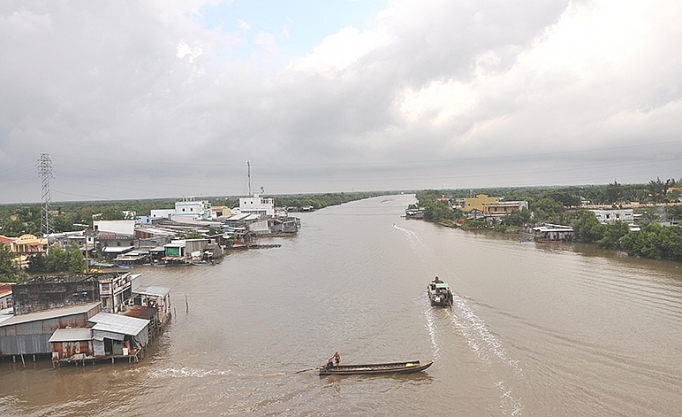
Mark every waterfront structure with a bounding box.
[0,302,102,357]
[532,224,575,241]
[49,327,94,363]
[405,208,425,219]
[239,194,275,216]
[98,272,141,314]
[89,312,150,359]
[131,285,172,328]
[2,272,169,364]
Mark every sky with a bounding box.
[1,0,681,204]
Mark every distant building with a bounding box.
[462,194,499,213]
[174,198,212,220]
[0,234,48,269]
[590,209,634,224]
[239,194,275,216]
[482,201,529,218]
[149,209,175,220]
[94,220,136,236]
[532,224,574,241]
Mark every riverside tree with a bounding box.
[0,243,19,282]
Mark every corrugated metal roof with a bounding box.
[164,242,185,248]
[227,213,250,221]
[0,308,13,325]
[89,312,148,336]
[0,302,101,328]
[103,246,134,253]
[134,285,170,297]
[124,306,157,320]
[49,328,92,342]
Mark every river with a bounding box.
[1,194,681,416]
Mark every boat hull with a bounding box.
[427,280,453,307]
[318,360,433,376]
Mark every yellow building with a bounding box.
[0,234,48,269]
[462,194,499,213]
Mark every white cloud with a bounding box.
[177,41,204,63]
[288,26,393,76]
[0,0,681,203]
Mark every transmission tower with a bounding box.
[38,153,54,237]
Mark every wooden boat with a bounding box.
[427,277,453,307]
[319,360,433,376]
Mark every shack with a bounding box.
[532,224,575,241]
[131,285,172,328]
[88,312,150,362]
[49,327,93,364]
[0,302,101,360]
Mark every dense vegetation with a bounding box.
[414,178,682,262]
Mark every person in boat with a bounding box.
[434,276,442,283]
[333,352,340,366]
[326,357,334,369]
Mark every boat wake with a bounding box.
[148,367,232,379]
[448,293,524,416]
[393,224,427,249]
[423,300,442,360]
[449,293,522,375]
[148,367,289,380]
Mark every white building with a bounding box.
[174,198,212,220]
[94,220,136,235]
[590,209,634,224]
[149,209,175,219]
[239,194,275,216]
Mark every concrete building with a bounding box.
[462,194,499,213]
[483,201,529,218]
[239,194,275,216]
[174,198,212,220]
[590,209,634,224]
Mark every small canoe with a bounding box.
[319,360,433,376]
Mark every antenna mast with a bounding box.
[37,153,54,237]
[246,160,252,195]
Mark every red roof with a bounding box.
[0,283,12,298]
[0,236,15,245]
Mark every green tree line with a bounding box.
[414,179,682,262]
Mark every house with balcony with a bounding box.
[482,201,529,220]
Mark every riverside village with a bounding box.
[0,192,300,367]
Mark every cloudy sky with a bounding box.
[1,0,681,204]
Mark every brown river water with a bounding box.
[1,194,681,416]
